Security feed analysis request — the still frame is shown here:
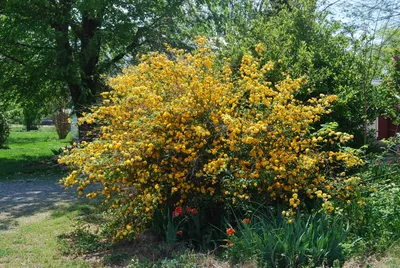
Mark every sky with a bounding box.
[321,0,400,30]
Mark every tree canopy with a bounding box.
[0,0,191,136]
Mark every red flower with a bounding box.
[191,208,197,215]
[242,218,250,224]
[226,227,235,236]
[172,211,180,218]
[177,230,183,236]
[186,207,192,213]
[173,206,183,218]
[175,206,183,214]
[226,241,233,246]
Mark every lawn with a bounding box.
[0,203,93,268]
[0,125,71,178]
[0,201,226,268]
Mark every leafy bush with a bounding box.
[59,38,362,240]
[349,140,400,252]
[362,180,400,251]
[224,209,349,267]
[0,112,10,148]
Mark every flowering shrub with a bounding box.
[59,38,362,240]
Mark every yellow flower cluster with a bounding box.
[59,37,362,239]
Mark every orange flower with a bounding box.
[191,208,197,215]
[242,218,250,224]
[177,230,183,236]
[226,227,235,236]
[226,241,233,246]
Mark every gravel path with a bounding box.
[0,176,79,231]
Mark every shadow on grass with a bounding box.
[6,136,59,145]
[51,202,106,225]
[59,227,187,267]
[0,157,61,177]
[0,177,80,231]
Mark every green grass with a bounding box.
[378,244,400,267]
[0,125,71,177]
[0,203,92,268]
[0,199,224,268]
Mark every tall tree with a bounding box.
[339,0,400,142]
[197,0,398,146]
[0,0,188,138]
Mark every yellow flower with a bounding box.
[59,38,362,241]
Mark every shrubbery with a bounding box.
[59,38,363,241]
[224,209,348,267]
[0,112,10,148]
[348,137,400,253]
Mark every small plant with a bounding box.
[104,253,129,265]
[224,207,349,267]
[152,205,220,250]
[128,252,211,268]
[0,112,10,149]
[58,222,108,255]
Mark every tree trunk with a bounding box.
[51,3,103,142]
[25,119,32,132]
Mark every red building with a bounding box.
[378,117,400,140]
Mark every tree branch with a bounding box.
[108,0,185,66]
[321,0,343,13]
[12,41,55,50]
[109,26,148,65]
[0,52,25,65]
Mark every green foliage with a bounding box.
[380,45,400,122]
[0,112,10,148]
[104,253,130,266]
[0,0,195,137]
[151,205,224,250]
[58,225,102,255]
[57,204,113,256]
[204,0,389,146]
[362,179,400,251]
[349,138,400,252]
[225,208,349,267]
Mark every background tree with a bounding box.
[194,0,372,146]
[0,0,190,139]
[195,0,399,146]
[339,0,400,143]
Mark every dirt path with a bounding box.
[0,176,79,231]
